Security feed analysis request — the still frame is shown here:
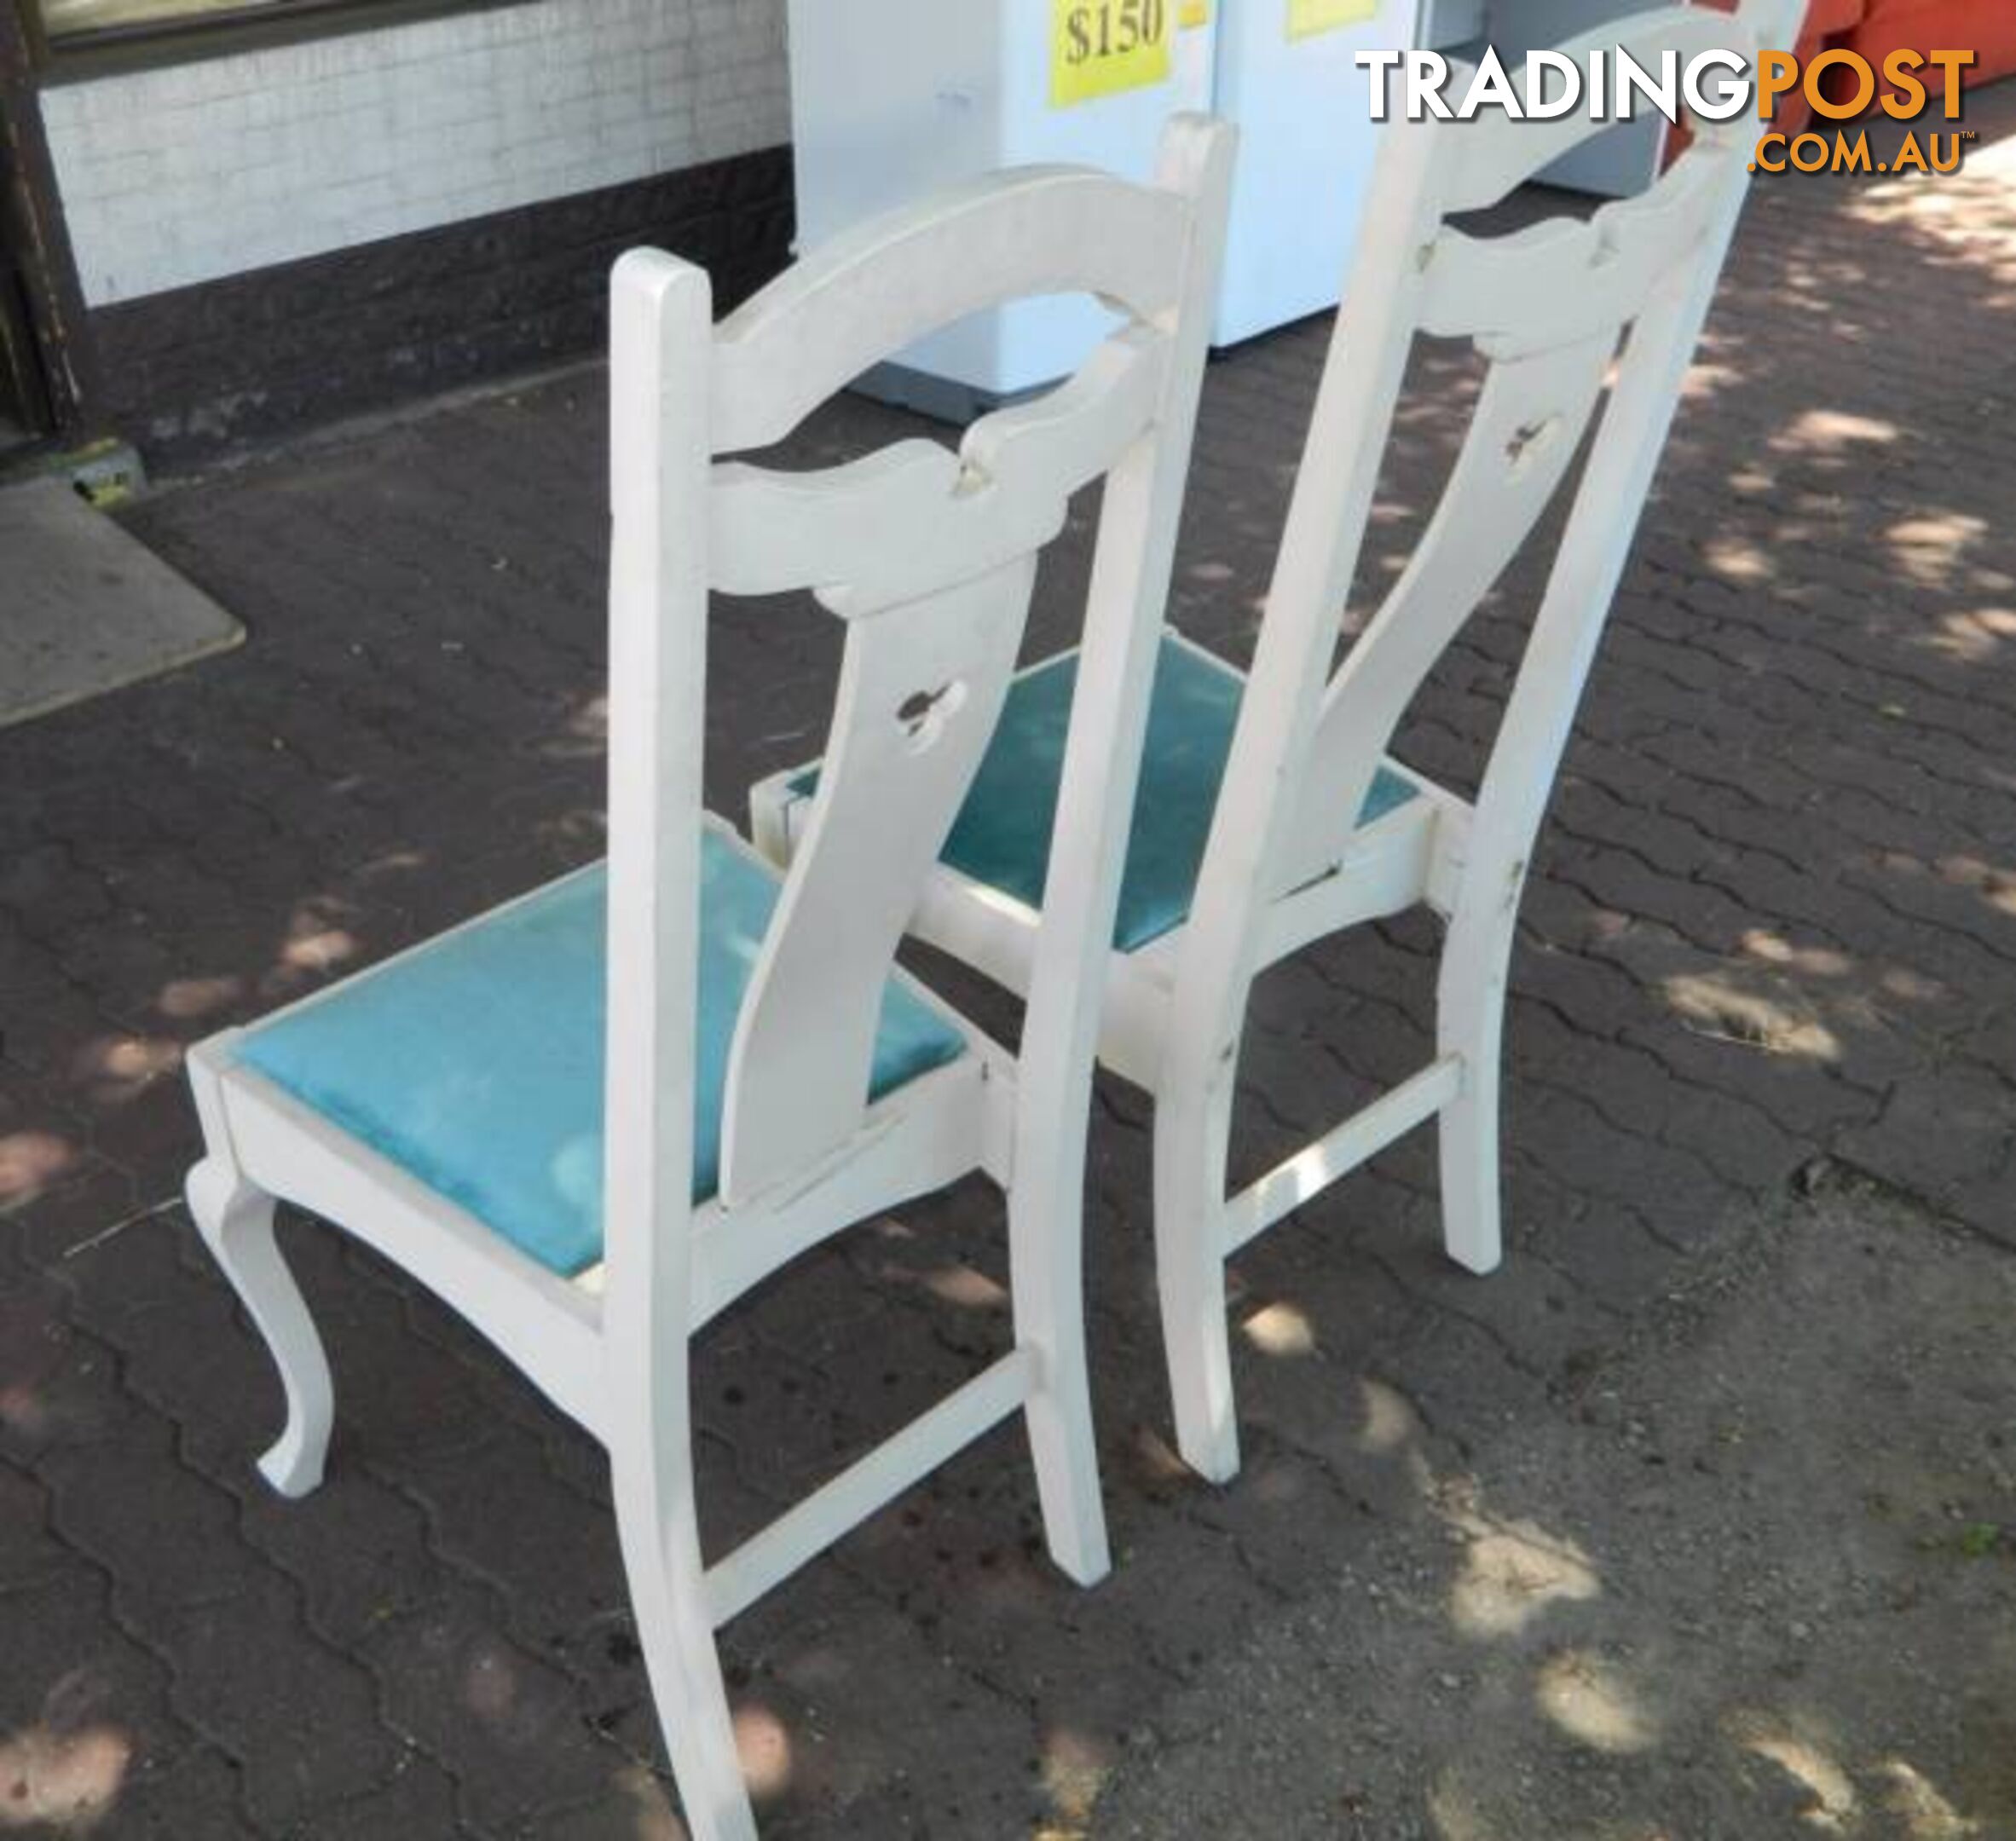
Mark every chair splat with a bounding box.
[1284,326,1616,892]
[720,558,1036,1204]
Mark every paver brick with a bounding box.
[130,1571,400,1830]
[0,1457,69,1591]
[357,1570,635,1836]
[0,1568,219,1829]
[276,1755,466,1841]
[0,1269,136,1464]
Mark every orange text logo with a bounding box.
[1753,46,1978,176]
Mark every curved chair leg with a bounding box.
[612,1450,758,1841]
[1008,1180,1113,1588]
[1152,1071,1241,1485]
[185,1154,335,1497]
[1435,914,1513,1277]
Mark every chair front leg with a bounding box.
[1152,1065,1242,1484]
[184,1151,334,1498]
[611,1439,759,1841]
[184,1049,335,1496]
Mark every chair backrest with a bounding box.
[600,118,1234,1305]
[1170,3,1794,1064]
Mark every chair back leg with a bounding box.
[1008,1152,1112,1584]
[611,1442,758,1841]
[1152,1065,1243,1483]
[1434,887,1517,1277]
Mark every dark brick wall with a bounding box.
[86,143,793,465]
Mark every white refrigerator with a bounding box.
[785,1,1427,408]
[786,1,1220,418]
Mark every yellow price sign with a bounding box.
[1052,0,1174,108]
[1286,0,1378,39]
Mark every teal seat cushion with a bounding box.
[939,634,1418,952]
[233,833,966,1278]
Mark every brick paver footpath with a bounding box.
[3,95,2014,1840]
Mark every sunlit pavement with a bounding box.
[3,86,2013,1840]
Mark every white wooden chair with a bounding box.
[182,117,1233,1841]
[754,4,1796,1485]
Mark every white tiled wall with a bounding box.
[42,0,788,307]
